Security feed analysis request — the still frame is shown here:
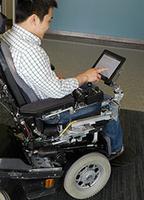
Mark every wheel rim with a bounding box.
[75,163,103,189]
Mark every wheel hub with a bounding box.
[76,164,101,188]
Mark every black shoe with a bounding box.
[109,146,124,161]
[110,147,136,167]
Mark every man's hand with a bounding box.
[76,68,107,86]
[56,71,63,79]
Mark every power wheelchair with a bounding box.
[0,41,124,200]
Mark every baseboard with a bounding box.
[45,30,144,50]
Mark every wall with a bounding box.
[51,0,144,41]
[2,0,13,19]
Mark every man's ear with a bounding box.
[29,14,40,26]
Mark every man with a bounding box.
[2,0,123,157]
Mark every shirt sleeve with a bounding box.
[17,46,79,99]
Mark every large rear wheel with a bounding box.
[64,152,111,199]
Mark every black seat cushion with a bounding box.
[20,94,75,116]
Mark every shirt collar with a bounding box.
[12,24,41,46]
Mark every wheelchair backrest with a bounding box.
[0,13,7,34]
[0,40,39,107]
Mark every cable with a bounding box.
[59,120,77,137]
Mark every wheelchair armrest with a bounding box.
[20,94,75,116]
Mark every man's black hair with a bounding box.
[16,0,58,23]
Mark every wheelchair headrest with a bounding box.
[0,40,39,106]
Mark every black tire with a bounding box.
[0,191,11,200]
[64,152,111,199]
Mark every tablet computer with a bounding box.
[92,50,126,85]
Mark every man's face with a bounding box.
[35,7,53,38]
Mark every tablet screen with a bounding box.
[95,54,121,79]
[92,50,126,84]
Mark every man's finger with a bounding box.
[97,74,101,79]
[96,67,108,73]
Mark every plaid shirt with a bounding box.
[2,24,79,99]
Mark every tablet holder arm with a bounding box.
[110,81,124,104]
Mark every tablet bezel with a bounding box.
[92,50,126,85]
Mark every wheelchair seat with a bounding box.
[0,40,75,116]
